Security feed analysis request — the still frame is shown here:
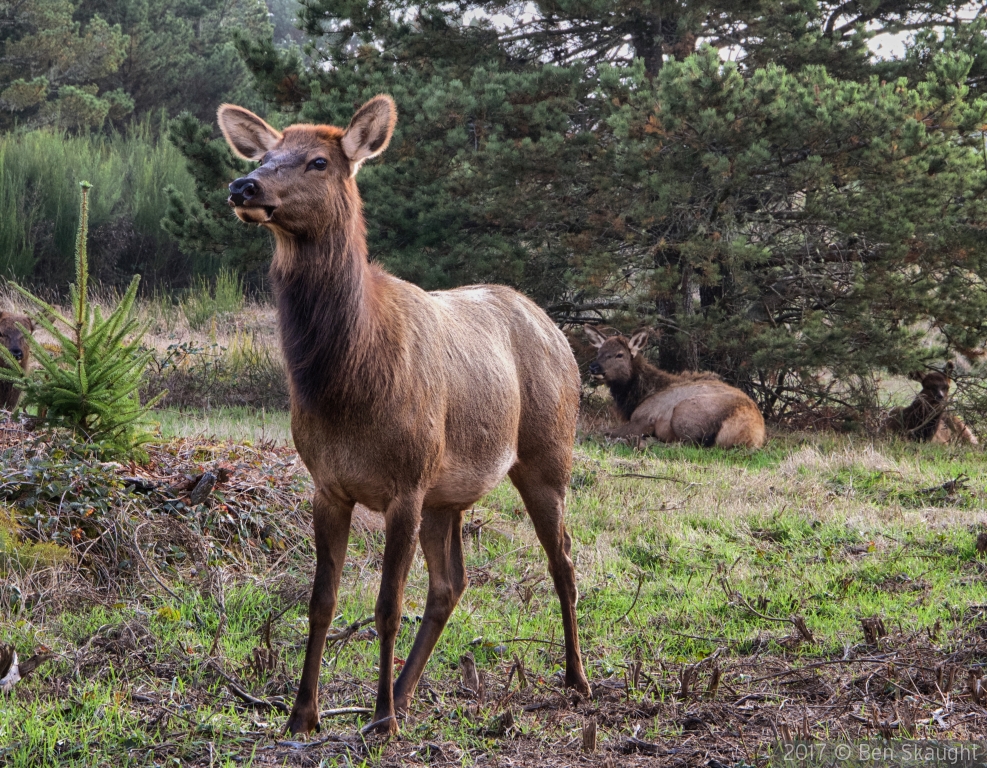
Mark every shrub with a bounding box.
[0,120,197,288]
[0,182,165,457]
[181,269,246,330]
[144,331,288,410]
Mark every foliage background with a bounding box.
[4,0,987,415]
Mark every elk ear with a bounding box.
[627,330,649,357]
[907,370,924,382]
[217,104,282,161]
[342,95,397,174]
[584,324,607,349]
[944,361,954,377]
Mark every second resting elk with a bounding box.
[888,364,977,445]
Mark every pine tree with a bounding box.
[169,0,987,411]
[0,182,164,455]
[73,0,274,122]
[0,0,131,130]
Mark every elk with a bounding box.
[585,326,766,448]
[218,96,590,736]
[0,312,33,410]
[888,365,977,444]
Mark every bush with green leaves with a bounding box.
[0,182,164,457]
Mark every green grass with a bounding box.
[2,428,986,765]
[154,406,292,444]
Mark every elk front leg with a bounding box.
[393,508,468,713]
[367,491,424,735]
[285,491,353,735]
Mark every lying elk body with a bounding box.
[219,96,589,735]
[585,326,766,448]
[889,365,977,444]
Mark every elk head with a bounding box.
[909,363,954,405]
[0,312,33,366]
[585,326,649,386]
[217,96,397,239]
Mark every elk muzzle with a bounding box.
[229,176,260,207]
[9,347,22,362]
[588,361,603,377]
[228,175,278,224]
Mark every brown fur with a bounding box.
[218,97,589,736]
[888,366,977,444]
[585,326,766,448]
[0,312,32,410]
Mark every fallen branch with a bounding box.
[623,725,687,756]
[610,473,691,483]
[321,707,373,718]
[327,617,375,644]
[749,654,898,684]
[720,575,815,642]
[207,660,289,713]
[359,714,397,735]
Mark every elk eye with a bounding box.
[308,158,328,171]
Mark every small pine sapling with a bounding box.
[0,181,165,456]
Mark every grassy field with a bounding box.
[2,412,986,767]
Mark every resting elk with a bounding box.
[0,312,33,410]
[585,326,766,449]
[218,96,590,735]
[888,365,977,444]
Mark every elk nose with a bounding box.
[10,347,22,361]
[229,177,259,207]
[588,361,602,375]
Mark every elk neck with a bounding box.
[269,213,398,414]
[608,360,679,420]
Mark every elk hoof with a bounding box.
[567,671,592,697]
[284,705,320,736]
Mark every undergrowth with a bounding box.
[1,424,986,766]
[143,332,288,410]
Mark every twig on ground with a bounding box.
[327,617,375,644]
[207,660,289,713]
[749,654,898,684]
[359,714,397,735]
[720,575,815,642]
[610,473,691,483]
[132,521,183,604]
[321,707,373,718]
[615,571,645,624]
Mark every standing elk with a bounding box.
[218,96,590,735]
[585,326,766,448]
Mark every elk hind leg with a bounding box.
[393,507,468,713]
[509,462,590,694]
[285,491,353,735]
